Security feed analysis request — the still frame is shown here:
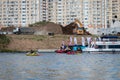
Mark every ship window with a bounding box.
[108,45,120,49]
[97,45,106,49]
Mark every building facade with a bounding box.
[48,0,120,29]
[0,0,41,27]
[0,0,120,29]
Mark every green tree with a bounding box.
[0,34,10,49]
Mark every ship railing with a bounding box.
[101,39,120,42]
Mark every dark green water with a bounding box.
[0,52,120,80]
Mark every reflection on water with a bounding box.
[0,53,120,80]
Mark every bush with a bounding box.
[0,34,10,49]
[29,21,50,27]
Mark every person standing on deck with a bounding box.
[74,37,78,45]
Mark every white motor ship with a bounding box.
[82,36,120,53]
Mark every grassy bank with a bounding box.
[0,49,27,53]
[3,34,94,52]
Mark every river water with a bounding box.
[0,52,120,80]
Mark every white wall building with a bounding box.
[0,0,41,27]
[0,0,120,31]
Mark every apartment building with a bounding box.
[0,0,120,29]
[112,0,120,21]
[48,0,120,29]
[48,0,83,26]
[0,0,41,27]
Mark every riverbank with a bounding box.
[4,34,94,52]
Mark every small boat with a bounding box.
[67,51,82,55]
[55,50,66,53]
[55,49,82,55]
[66,51,75,54]
[26,52,39,56]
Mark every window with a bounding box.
[97,45,106,49]
[85,18,88,20]
[109,45,120,49]
[22,1,26,3]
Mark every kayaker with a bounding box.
[73,45,77,51]
[30,50,34,54]
[77,47,82,53]
[61,44,66,50]
[65,46,71,53]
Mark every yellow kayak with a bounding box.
[26,52,39,56]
